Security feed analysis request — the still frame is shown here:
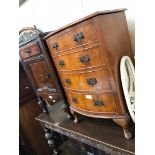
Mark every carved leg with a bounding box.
[43,124,60,155]
[38,97,48,114]
[70,109,78,123]
[62,102,73,120]
[113,114,132,139]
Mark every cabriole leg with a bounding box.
[70,109,78,123]
[113,114,132,139]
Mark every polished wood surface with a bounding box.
[44,9,126,39]
[36,102,135,155]
[47,21,97,53]
[53,43,105,71]
[19,42,41,59]
[60,67,111,92]
[29,60,55,89]
[95,12,134,115]
[66,91,117,113]
[45,9,134,138]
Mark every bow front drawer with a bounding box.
[53,44,105,71]
[59,67,112,92]
[46,22,98,54]
[66,91,117,113]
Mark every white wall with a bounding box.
[19,0,134,52]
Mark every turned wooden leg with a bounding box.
[62,102,73,120]
[43,124,60,155]
[38,97,48,114]
[70,109,78,123]
[113,114,132,139]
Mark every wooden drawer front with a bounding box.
[60,68,111,91]
[29,60,55,90]
[66,91,87,110]
[66,91,117,113]
[47,22,97,54]
[20,42,41,59]
[54,45,104,71]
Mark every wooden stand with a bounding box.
[36,102,135,155]
[42,124,60,155]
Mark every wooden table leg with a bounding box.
[42,123,60,155]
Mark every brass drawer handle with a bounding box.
[86,78,97,87]
[73,32,84,43]
[72,97,78,104]
[53,42,58,50]
[59,60,65,67]
[80,55,90,64]
[93,100,104,107]
[65,79,71,85]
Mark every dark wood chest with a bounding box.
[44,9,134,139]
[19,27,71,118]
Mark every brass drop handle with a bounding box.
[93,100,104,107]
[65,79,71,85]
[86,78,97,87]
[73,32,84,42]
[72,97,78,104]
[59,60,65,67]
[80,55,90,64]
[53,42,58,50]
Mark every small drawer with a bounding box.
[54,44,104,71]
[66,91,117,113]
[19,42,41,59]
[47,22,97,54]
[60,67,112,92]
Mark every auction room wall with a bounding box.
[19,0,134,52]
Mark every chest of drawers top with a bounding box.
[45,9,126,39]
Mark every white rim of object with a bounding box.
[120,56,135,123]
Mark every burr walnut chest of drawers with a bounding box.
[45,9,134,139]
